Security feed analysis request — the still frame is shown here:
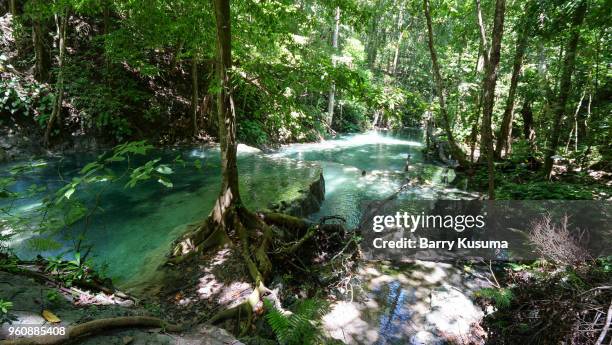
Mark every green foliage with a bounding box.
[333,99,369,133]
[62,61,151,141]
[0,72,53,126]
[596,256,612,274]
[26,237,63,252]
[0,299,17,325]
[482,259,612,344]
[0,256,19,273]
[1,162,49,254]
[471,164,604,200]
[45,290,63,308]
[143,302,162,317]
[507,140,539,164]
[45,252,90,286]
[496,181,595,200]
[238,120,270,147]
[476,287,514,310]
[264,298,328,345]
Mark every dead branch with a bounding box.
[595,301,612,345]
[5,264,136,305]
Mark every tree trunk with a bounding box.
[392,31,404,76]
[495,24,528,159]
[103,0,110,72]
[391,6,404,76]
[565,90,585,153]
[213,0,240,202]
[327,6,340,128]
[30,0,49,82]
[103,3,109,34]
[9,0,16,15]
[480,0,506,199]
[469,45,486,163]
[366,0,382,69]
[43,10,68,147]
[32,17,50,82]
[521,98,536,148]
[475,0,491,160]
[191,57,199,136]
[475,0,489,68]
[423,0,467,167]
[543,1,587,179]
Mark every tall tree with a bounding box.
[9,0,16,15]
[521,97,536,149]
[495,17,529,159]
[469,43,486,163]
[172,0,273,290]
[479,0,506,199]
[391,4,404,76]
[366,0,382,69]
[191,57,199,136]
[29,0,50,82]
[423,0,468,167]
[213,0,239,203]
[327,6,340,128]
[543,0,587,179]
[43,7,69,146]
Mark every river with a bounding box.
[1,129,488,344]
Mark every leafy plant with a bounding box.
[0,299,18,325]
[46,290,63,308]
[265,298,328,345]
[476,287,514,310]
[44,252,89,286]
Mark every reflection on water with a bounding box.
[372,280,414,345]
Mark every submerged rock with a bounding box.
[276,172,325,217]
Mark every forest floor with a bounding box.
[0,257,498,345]
[0,270,244,344]
[461,159,612,200]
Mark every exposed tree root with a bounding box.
[168,223,230,265]
[277,225,319,254]
[0,317,182,345]
[165,188,351,336]
[259,212,311,233]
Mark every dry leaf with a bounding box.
[42,309,61,323]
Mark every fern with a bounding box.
[476,287,514,309]
[264,298,328,345]
[265,303,292,343]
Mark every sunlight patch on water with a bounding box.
[270,131,422,158]
[16,201,42,212]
